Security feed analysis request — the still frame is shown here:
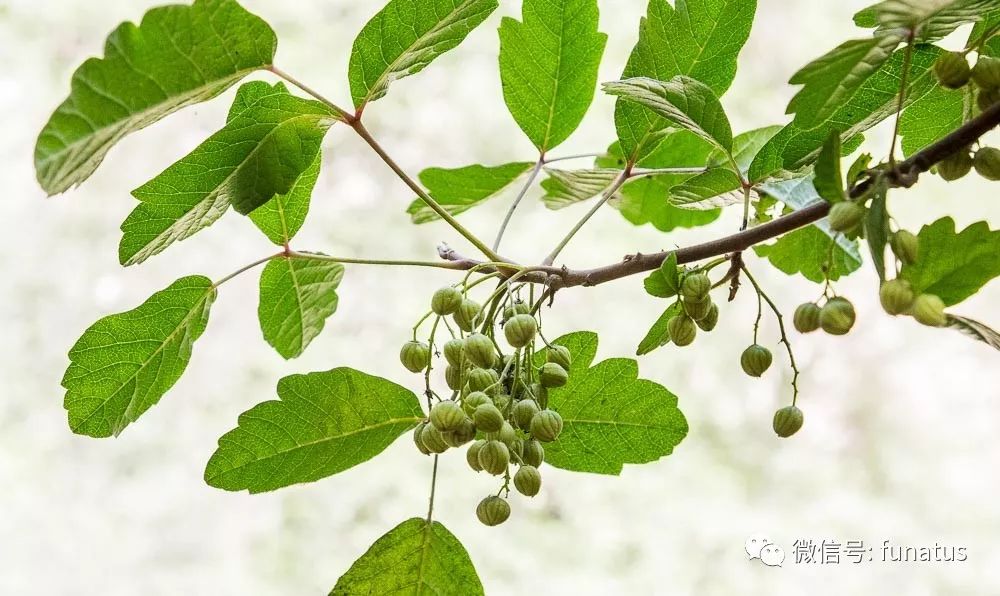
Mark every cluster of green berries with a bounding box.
[933,52,1000,181]
[875,232,947,327]
[793,296,856,336]
[668,272,720,347]
[404,286,575,526]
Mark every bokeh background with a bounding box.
[3,0,999,594]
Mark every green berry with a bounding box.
[420,424,450,454]
[740,344,773,378]
[696,303,720,331]
[476,495,511,526]
[443,339,465,367]
[473,403,504,433]
[514,465,542,497]
[504,314,538,348]
[399,341,430,373]
[972,56,1000,89]
[508,437,525,461]
[546,345,573,370]
[794,303,822,333]
[936,150,973,181]
[413,422,432,455]
[668,313,697,347]
[828,201,865,233]
[503,301,531,321]
[978,86,1000,111]
[879,279,915,316]
[445,365,463,391]
[820,297,856,336]
[974,147,1000,181]
[513,399,541,432]
[443,419,476,447]
[911,294,947,327]
[773,406,804,438]
[934,51,971,89]
[530,409,563,443]
[431,287,463,316]
[463,391,492,414]
[464,333,496,369]
[467,367,499,393]
[498,421,518,446]
[467,440,486,472]
[681,273,712,302]
[683,296,713,321]
[890,230,920,265]
[539,362,569,388]
[430,400,466,432]
[454,299,483,332]
[477,440,510,475]
[522,439,545,467]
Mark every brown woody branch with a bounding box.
[441,101,1000,289]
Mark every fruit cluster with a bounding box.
[668,272,720,347]
[933,52,1000,182]
[401,286,573,526]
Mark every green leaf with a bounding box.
[541,168,622,209]
[534,332,688,475]
[643,252,680,298]
[787,36,902,128]
[604,76,733,153]
[865,185,891,282]
[750,45,942,181]
[872,0,999,41]
[709,125,784,173]
[349,0,500,109]
[258,255,345,360]
[900,217,1000,306]
[614,0,757,162]
[754,225,863,283]
[813,130,847,204]
[119,82,335,264]
[946,315,1000,351]
[205,368,423,493]
[62,276,216,438]
[250,153,321,246]
[637,303,684,355]
[668,168,744,210]
[498,0,607,152]
[407,162,533,223]
[35,0,277,195]
[899,85,968,157]
[330,518,483,596]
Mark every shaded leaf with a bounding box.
[865,185,890,282]
[873,0,999,41]
[900,217,1000,306]
[408,162,533,223]
[637,303,683,356]
[813,130,847,204]
[946,315,1000,350]
[259,255,345,360]
[250,153,321,246]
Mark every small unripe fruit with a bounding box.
[467,367,499,393]
[936,150,973,181]
[911,293,947,327]
[696,303,720,331]
[828,201,865,233]
[420,424,450,454]
[504,314,538,348]
[773,406,804,438]
[473,403,504,433]
[890,230,920,265]
[740,344,773,378]
[794,303,822,333]
[530,409,564,442]
[972,56,1000,89]
[443,339,465,367]
[430,400,466,432]
[503,301,531,321]
[443,419,476,447]
[399,341,430,373]
[681,273,712,302]
[683,296,713,321]
[879,279,915,316]
[820,297,856,336]
[453,299,483,332]
[498,421,518,446]
[513,399,541,431]
[514,465,542,497]
[477,440,510,475]
[522,382,547,403]
[493,393,512,412]
[463,391,492,414]
[978,86,1000,111]
[546,345,573,370]
[445,365,463,391]
[669,314,697,347]
[431,287,463,315]
[522,439,545,467]
[413,422,431,455]
[476,495,511,526]
[464,333,496,369]
[974,146,1000,181]
[508,437,525,461]
[539,362,569,388]
[934,51,971,89]
[467,440,486,472]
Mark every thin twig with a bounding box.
[542,169,632,266]
[494,156,545,251]
[741,264,801,405]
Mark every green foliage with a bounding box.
[637,302,684,355]
[258,255,345,359]
[668,168,744,210]
[349,0,499,109]
[498,0,607,152]
[899,86,967,157]
[205,368,423,493]
[754,226,863,283]
[331,518,483,595]
[900,217,1000,306]
[35,0,277,195]
[407,162,533,223]
[249,155,321,245]
[860,0,1000,41]
[813,131,847,204]
[541,168,622,209]
[63,276,216,438]
[535,332,688,474]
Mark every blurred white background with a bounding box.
[2,0,999,594]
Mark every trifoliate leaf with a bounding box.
[35,0,277,195]
[407,162,534,223]
[668,168,745,210]
[205,368,423,493]
[900,217,1000,306]
[541,168,622,209]
[119,83,336,264]
[754,225,863,283]
[349,0,499,109]
[62,276,216,438]
[330,518,483,596]
[637,303,683,356]
[499,0,607,152]
[250,153,321,246]
[946,314,1000,351]
[899,85,968,157]
[533,332,688,475]
[258,255,344,360]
